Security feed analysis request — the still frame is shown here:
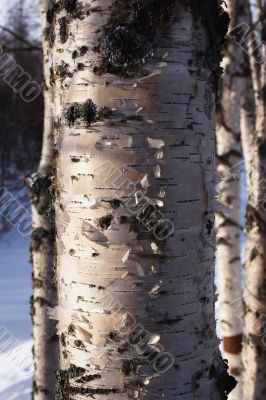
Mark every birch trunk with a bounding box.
[242,87,266,399]
[26,0,59,398]
[50,1,234,399]
[242,1,266,397]
[241,62,266,399]
[240,76,255,185]
[216,2,245,398]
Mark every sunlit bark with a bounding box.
[216,2,246,398]
[51,1,234,399]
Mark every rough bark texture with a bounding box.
[26,0,59,398]
[216,2,247,398]
[242,1,266,398]
[51,1,234,399]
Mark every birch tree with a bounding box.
[25,0,58,398]
[241,0,266,397]
[216,1,246,398]
[49,1,235,398]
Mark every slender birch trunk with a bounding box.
[240,76,255,185]
[50,1,234,398]
[26,0,59,398]
[242,1,266,398]
[216,2,246,398]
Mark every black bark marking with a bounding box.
[246,204,266,233]
[31,227,53,252]
[93,0,229,83]
[97,214,113,230]
[258,138,266,159]
[103,199,122,209]
[216,150,242,166]
[77,62,84,70]
[47,0,59,24]
[82,99,97,125]
[94,0,176,77]
[56,60,72,80]
[68,324,76,335]
[122,359,139,376]
[61,333,67,347]
[157,316,183,325]
[76,374,101,383]
[79,45,88,56]
[56,366,119,400]
[261,84,266,105]
[217,237,232,247]
[229,256,241,264]
[59,17,69,43]
[65,102,83,126]
[74,340,86,350]
[250,247,260,262]
[63,0,77,13]
[65,100,112,126]
[26,173,52,214]
[206,219,213,234]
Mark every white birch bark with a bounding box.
[216,2,246,398]
[26,0,59,398]
[240,76,255,182]
[216,68,243,344]
[50,1,234,399]
[242,1,266,398]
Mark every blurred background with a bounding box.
[0,1,42,398]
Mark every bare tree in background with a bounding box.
[25,0,59,398]
[216,2,247,398]
[0,0,44,234]
[240,0,266,398]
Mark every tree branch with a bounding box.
[0,25,41,50]
[3,47,42,52]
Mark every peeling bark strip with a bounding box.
[52,1,234,399]
[92,160,174,240]
[25,1,59,399]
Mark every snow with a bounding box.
[0,340,32,400]
[0,230,33,399]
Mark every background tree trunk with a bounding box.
[242,1,266,398]
[51,1,233,399]
[216,2,246,398]
[26,0,59,398]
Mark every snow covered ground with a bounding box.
[0,230,32,399]
[0,340,32,400]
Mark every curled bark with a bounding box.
[51,1,234,399]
